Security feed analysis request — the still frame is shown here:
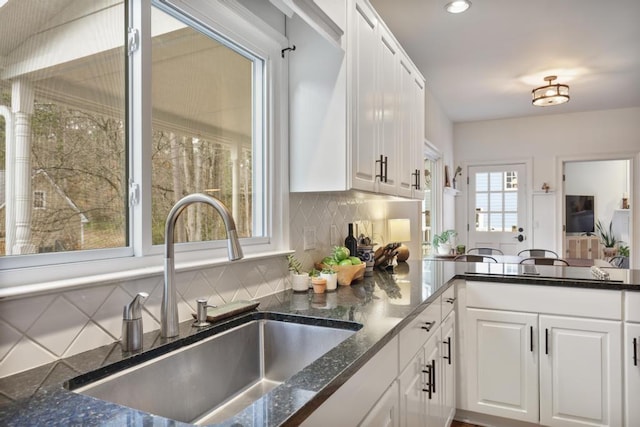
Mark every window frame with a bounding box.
[0,0,290,290]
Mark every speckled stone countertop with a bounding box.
[1,259,638,427]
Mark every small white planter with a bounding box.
[320,272,338,291]
[437,243,452,255]
[290,273,310,292]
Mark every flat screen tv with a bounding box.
[565,195,595,234]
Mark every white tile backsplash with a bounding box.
[0,191,410,378]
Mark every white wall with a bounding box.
[453,107,640,262]
[425,86,456,231]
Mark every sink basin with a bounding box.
[69,313,360,425]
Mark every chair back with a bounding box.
[520,257,569,266]
[454,254,497,263]
[467,247,504,255]
[517,249,559,258]
[608,256,629,268]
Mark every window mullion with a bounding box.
[129,0,153,257]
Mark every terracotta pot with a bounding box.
[603,247,618,258]
[311,277,327,294]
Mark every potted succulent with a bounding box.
[433,229,457,255]
[319,266,338,292]
[595,220,618,257]
[287,254,310,292]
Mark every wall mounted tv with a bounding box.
[565,195,595,234]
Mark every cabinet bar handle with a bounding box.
[376,155,385,182]
[530,326,534,352]
[445,297,456,304]
[383,156,388,182]
[421,321,436,332]
[431,359,436,393]
[443,337,452,364]
[634,337,638,367]
[422,365,432,399]
[545,328,549,355]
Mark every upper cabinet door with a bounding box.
[351,0,379,193]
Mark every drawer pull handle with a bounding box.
[443,336,452,365]
[421,321,436,332]
[445,297,456,304]
[431,359,436,393]
[634,337,638,367]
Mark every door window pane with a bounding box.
[151,6,257,245]
[475,170,520,233]
[1,1,126,256]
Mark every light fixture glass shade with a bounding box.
[445,0,471,13]
[532,76,570,106]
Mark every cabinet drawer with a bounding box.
[626,291,640,322]
[466,281,622,320]
[399,301,440,370]
[441,284,456,320]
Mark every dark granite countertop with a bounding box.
[1,259,638,427]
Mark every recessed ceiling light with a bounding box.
[445,0,471,14]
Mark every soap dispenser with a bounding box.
[121,292,149,352]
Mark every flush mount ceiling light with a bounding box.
[532,75,570,107]
[445,0,471,14]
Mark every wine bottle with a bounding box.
[345,223,358,257]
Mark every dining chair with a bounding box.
[454,254,498,263]
[520,257,569,266]
[608,256,629,268]
[467,247,504,256]
[517,249,559,258]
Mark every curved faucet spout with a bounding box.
[162,193,244,338]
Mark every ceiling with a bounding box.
[369,0,640,123]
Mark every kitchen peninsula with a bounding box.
[1,260,638,427]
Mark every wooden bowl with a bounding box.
[315,262,366,286]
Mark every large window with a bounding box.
[150,6,257,244]
[0,0,281,281]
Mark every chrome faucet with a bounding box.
[162,193,243,338]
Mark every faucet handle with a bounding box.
[123,292,149,320]
[122,292,149,352]
[193,299,216,327]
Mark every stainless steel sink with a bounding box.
[70,314,359,425]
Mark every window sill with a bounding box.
[0,250,293,300]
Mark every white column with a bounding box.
[0,106,15,255]
[12,80,36,254]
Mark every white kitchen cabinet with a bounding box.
[289,0,425,198]
[359,380,400,427]
[461,281,623,427]
[399,332,440,426]
[440,310,455,427]
[465,308,539,423]
[539,315,622,427]
[625,323,640,427]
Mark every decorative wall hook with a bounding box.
[281,45,296,58]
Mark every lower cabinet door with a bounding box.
[359,380,400,427]
[626,323,640,427]
[399,334,441,426]
[466,308,539,422]
[539,315,622,427]
[441,311,456,426]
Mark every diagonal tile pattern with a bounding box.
[0,192,393,379]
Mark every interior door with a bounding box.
[467,163,528,255]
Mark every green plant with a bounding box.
[432,229,457,249]
[618,244,630,257]
[320,265,336,274]
[308,268,320,277]
[286,254,305,275]
[595,220,618,248]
